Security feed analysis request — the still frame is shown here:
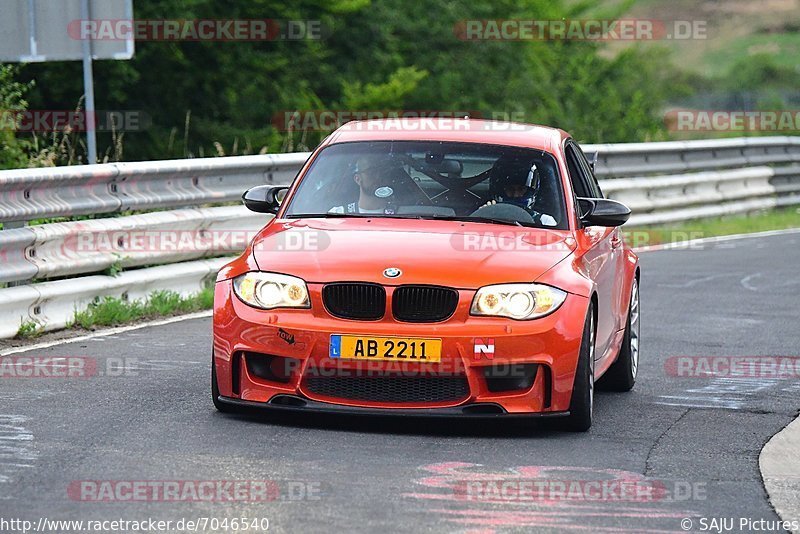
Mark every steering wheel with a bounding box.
[469,203,535,225]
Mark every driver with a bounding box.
[481,160,558,226]
[329,155,400,214]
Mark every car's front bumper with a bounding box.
[213,280,589,415]
[217,395,570,418]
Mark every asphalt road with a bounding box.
[2,231,799,533]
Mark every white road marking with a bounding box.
[660,273,739,288]
[0,415,37,491]
[121,359,205,372]
[0,311,212,357]
[634,227,800,253]
[740,273,762,291]
[656,377,786,410]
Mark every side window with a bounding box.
[564,143,591,198]
[573,143,604,198]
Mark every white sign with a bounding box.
[0,0,134,62]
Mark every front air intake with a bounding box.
[322,283,386,320]
[304,374,470,403]
[392,285,459,322]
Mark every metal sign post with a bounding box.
[80,0,98,164]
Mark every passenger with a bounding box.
[329,155,404,215]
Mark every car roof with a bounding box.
[321,118,569,153]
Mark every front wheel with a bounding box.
[561,303,595,432]
[598,277,639,392]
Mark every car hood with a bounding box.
[251,218,575,289]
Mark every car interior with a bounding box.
[286,141,568,229]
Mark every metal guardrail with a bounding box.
[1,136,799,338]
[0,206,267,284]
[602,166,787,225]
[0,153,309,223]
[0,258,227,339]
[585,136,800,177]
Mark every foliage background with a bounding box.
[2,0,799,168]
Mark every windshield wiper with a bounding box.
[421,214,524,227]
[284,213,376,219]
[285,212,524,227]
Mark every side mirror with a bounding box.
[577,197,631,227]
[242,185,289,214]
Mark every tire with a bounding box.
[211,353,235,413]
[561,303,595,432]
[597,277,640,392]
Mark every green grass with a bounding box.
[699,32,800,77]
[16,319,44,339]
[70,287,214,330]
[624,206,800,247]
[596,0,800,76]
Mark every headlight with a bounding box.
[470,284,567,320]
[232,272,310,310]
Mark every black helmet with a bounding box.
[489,158,539,210]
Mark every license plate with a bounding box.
[329,335,442,362]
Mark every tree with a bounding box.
[16,0,684,161]
[0,65,31,169]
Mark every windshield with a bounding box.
[283,141,568,229]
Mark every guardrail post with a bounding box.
[3,220,29,287]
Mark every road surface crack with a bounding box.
[644,408,690,476]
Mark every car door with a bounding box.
[564,140,619,363]
[573,142,627,335]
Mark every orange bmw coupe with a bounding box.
[212,119,639,431]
